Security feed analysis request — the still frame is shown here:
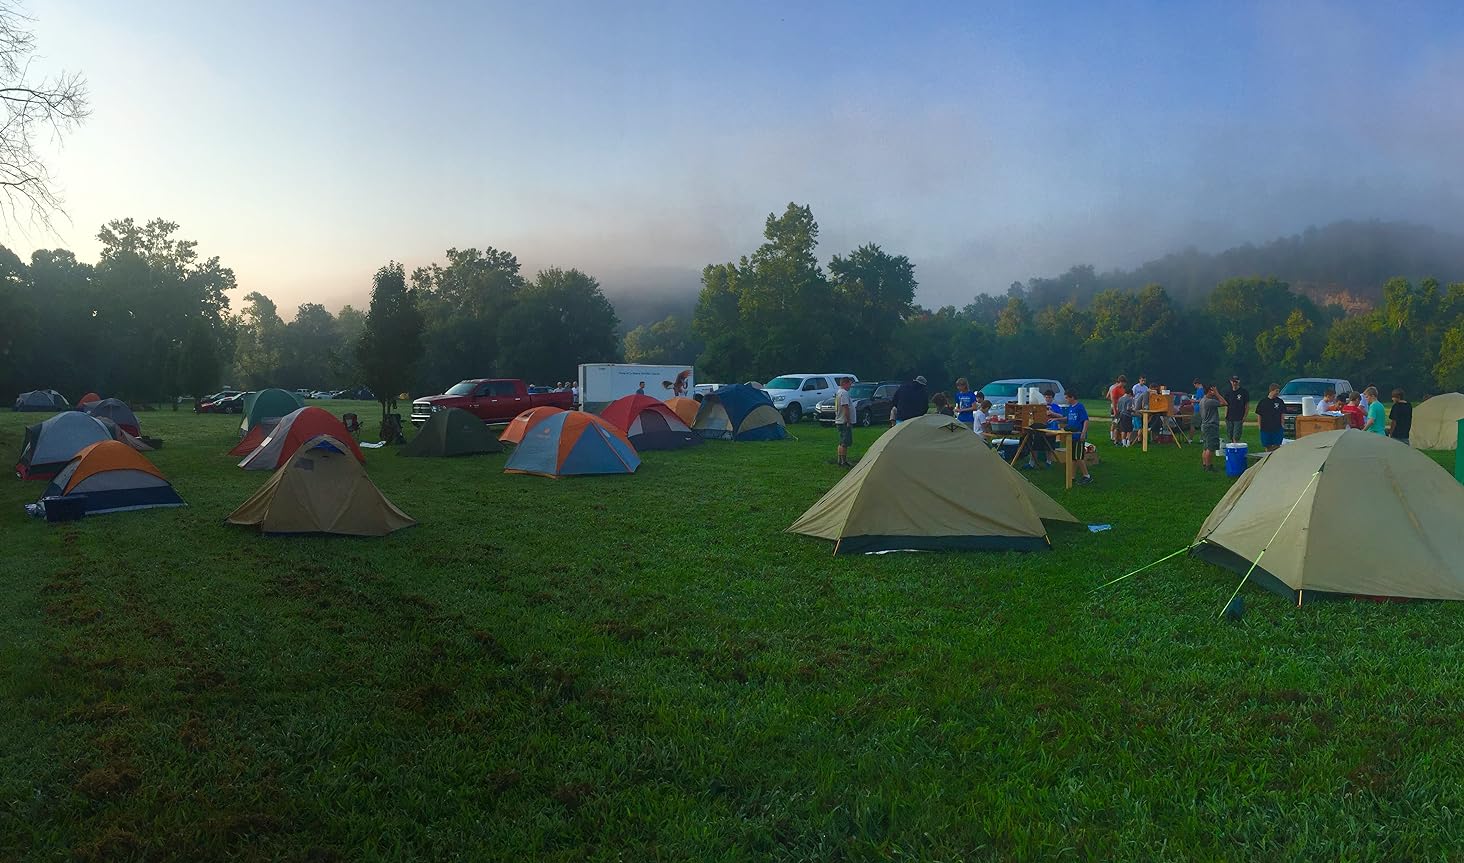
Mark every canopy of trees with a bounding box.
[2,212,1459,406]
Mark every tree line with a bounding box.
[3,209,1460,414]
[663,203,1464,399]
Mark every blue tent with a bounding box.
[504,411,640,478]
[692,385,788,441]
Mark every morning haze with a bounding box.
[17,0,1464,312]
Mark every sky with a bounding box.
[12,0,1464,314]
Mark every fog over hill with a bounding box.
[603,220,1464,331]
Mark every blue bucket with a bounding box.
[1224,443,1248,477]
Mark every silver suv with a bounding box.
[1279,377,1352,435]
[763,373,858,423]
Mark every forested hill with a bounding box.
[1012,220,1464,314]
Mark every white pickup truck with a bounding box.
[1279,377,1352,436]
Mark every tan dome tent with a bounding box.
[1192,429,1464,604]
[787,415,1078,554]
[1410,392,1464,451]
[227,434,415,536]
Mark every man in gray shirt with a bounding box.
[1200,385,1227,472]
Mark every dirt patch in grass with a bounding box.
[74,762,138,799]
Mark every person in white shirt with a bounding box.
[833,377,855,468]
[971,400,992,436]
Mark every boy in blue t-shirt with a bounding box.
[1063,391,1093,485]
[954,378,976,428]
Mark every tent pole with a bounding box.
[1217,469,1321,618]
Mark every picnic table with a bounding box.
[983,426,1079,490]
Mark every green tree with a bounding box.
[739,203,835,378]
[496,268,620,384]
[414,247,525,392]
[334,304,367,384]
[1434,323,1464,392]
[692,261,752,381]
[177,317,222,401]
[828,243,917,369]
[357,263,424,417]
[624,314,699,364]
[234,291,285,389]
[279,302,338,389]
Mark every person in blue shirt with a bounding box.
[1193,378,1205,417]
[1063,391,1093,485]
[954,378,976,429]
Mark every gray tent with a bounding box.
[14,390,69,412]
[15,411,111,480]
[85,398,142,436]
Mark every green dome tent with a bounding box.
[400,408,502,457]
[240,388,304,435]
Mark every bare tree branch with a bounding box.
[0,1,88,233]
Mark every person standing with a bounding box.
[1062,391,1093,485]
[1192,378,1205,418]
[1131,376,1150,408]
[1341,392,1366,429]
[1363,386,1388,435]
[1225,376,1250,443]
[1107,375,1127,443]
[1115,388,1135,448]
[1388,389,1412,444]
[954,378,976,429]
[1256,383,1286,452]
[892,375,929,424]
[833,376,855,468]
[1200,385,1226,472]
[636,381,646,395]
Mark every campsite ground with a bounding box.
[2,404,1461,861]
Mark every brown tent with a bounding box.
[787,415,1078,553]
[226,434,415,536]
[1193,429,1464,603]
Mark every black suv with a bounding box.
[814,380,900,426]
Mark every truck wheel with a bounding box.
[784,403,802,424]
[859,410,871,427]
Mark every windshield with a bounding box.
[1280,381,1333,397]
[445,381,477,396]
[849,384,878,399]
[765,376,803,390]
[980,382,1022,399]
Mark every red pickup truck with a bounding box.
[410,379,573,426]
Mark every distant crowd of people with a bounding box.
[827,371,1419,480]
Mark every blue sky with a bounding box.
[17,0,1464,312]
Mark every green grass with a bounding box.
[2,402,1462,861]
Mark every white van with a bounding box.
[764,373,858,423]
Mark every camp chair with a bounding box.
[379,413,405,445]
[342,412,362,440]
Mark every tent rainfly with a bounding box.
[1410,392,1464,451]
[227,434,414,536]
[788,415,1078,554]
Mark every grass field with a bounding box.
[3,402,1462,861]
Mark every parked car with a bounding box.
[410,378,574,426]
[977,379,1068,419]
[763,373,858,424]
[1279,377,1353,435]
[309,390,334,399]
[691,383,724,402]
[208,392,249,414]
[194,389,242,413]
[333,386,374,400]
[815,380,899,426]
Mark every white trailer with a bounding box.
[577,363,694,413]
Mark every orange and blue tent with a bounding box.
[499,405,564,446]
[39,440,184,515]
[504,411,639,478]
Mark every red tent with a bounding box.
[599,394,702,451]
[237,407,365,470]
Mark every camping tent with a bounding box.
[240,388,305,434]
[238,406,364,470]
[230,423,270,456]
[85,398,142,436]
[599,394,703,451]
[499,406,564,446]
[227,434,415,536]
[788,415,1079,554]
[77,392,101,407]
[38,441,184,515]
[15,412,113,480]
[95,416,152,451]
[14,390,68,412]
[504,411,639,478]
[1192,429,1464,603]
[666,396,699,427]
[401,407,502,457]
[1410,392,1464,451]
[693,384,787,441]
